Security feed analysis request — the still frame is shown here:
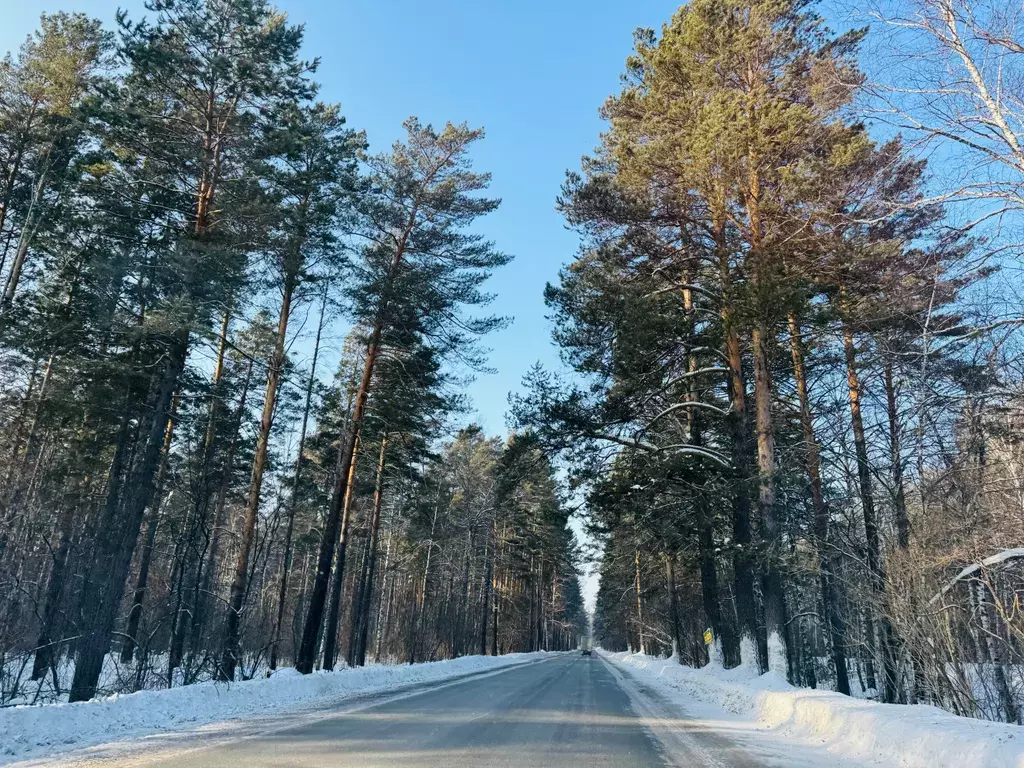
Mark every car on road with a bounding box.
[581,638,593,656]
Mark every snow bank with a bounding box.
[604,651,1024,768]
[0,653,543,764]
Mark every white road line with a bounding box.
[601,656,732,768]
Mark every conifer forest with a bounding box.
[2,0,1024,744]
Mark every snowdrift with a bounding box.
[605,651,1024,768]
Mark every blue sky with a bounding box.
[2,0,687,437]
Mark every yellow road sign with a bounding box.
[703,628,713,645]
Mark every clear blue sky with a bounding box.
[2,0,688,437]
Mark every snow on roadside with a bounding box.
[603,650,1024,768]
[0,652,545,764]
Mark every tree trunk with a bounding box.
[682,272,738,667]
[30,492,81,680]
[297,219,411,674]
[270,284,327,670]
[549,566,558,653]
[374,528,394,663]
[354,435,388,667]
[715,218,763,671]
[0,142,57,325]
[220,273,296,681]
[298,328,376,674]
[972,580,1019,723]
[535,566,545,653]
[480,530,493,656]
[202,304,233,469]
[752,322,789,677]
[742,152,787,676]
[186,357,253,665]
[453,530,473,657]
[348,530,373,666]
[0,104,35,261]
[843,322,897,703]
[29,409,93,680]
[3,358,40,490]
[527,559,536,652]
[120,392,179,664]
[883,357,910,549]
[788,314,849,695]
[634,548,646,655]
[69,330,188,702]
[408,497,439,664]
[8,354,56,505]
[321,436,361,671]
[169,303,232,679]
[491,529,502,657]
[666,552,684,662]
[165,511,194,687]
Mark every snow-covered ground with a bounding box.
[2,652,185,708]
[0,652,546,765]
[603,650,1024,768]
[792,653,1024,724]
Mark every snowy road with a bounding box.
[30,653,768,767]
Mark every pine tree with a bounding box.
[0,12,108,329]
[593,0,878,677]
[295,119,511,674]
[67,0,313,701]
[219,102,361,681]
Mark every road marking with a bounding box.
[600,655,732,768]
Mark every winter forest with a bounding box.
[0,0,585,707]
[1,0,1023,737]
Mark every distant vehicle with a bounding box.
[581,637,593,656]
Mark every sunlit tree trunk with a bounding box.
[714,215,763,671]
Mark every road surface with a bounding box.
[37,654,764,767]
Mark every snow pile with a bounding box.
[1,653,542,764]
[605,651,1024,768]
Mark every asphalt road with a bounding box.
[102,653,760,768]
